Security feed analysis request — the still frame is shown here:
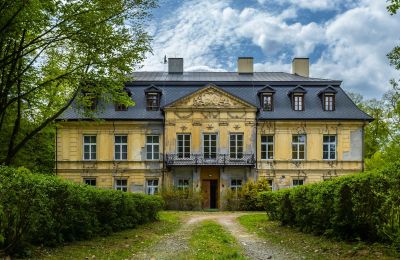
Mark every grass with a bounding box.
[238,214,400,260]
[180,220,247,260]
[30,211,181,260]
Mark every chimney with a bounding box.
[292,57,309,77]
[168,58,183,74]
[237,57,253,74]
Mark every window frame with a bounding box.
[292,179,304,187]
[83,178,96,186]
[203,133,218,159]
[262,94,273,111]
[293,94,304,111]
[229,133,244,159]
[115,103,128,111]
[115,178,128,192]
[83,135,97,161]
[323,94,335,111]
[176,134,191,158]
[177,179,190,190]
[231,179,243,193]
[261,135,274,160]
[323,135,337,160]
[146,93,160,111]
[146,135,160,160]
[114,135,128,160]
[146,179,159,195]
[292,134,306,160]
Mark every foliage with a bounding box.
[0,0,156,165]
[0,166,164,257]
[260,162,400,249]
[223,178,271,211]
[388,0,400,14]
[160,187,203,210]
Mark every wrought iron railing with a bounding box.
[165,153,255,167]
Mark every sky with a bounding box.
[140,0,400,98]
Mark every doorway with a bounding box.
[202,179,218,209]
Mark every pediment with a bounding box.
[164,84,256,110]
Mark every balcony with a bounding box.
[165,153,255,167]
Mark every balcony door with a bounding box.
[203,134,217,159]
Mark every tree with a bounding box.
[0,0,156,165]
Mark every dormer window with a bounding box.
[144,85,162,111]
[115,103,128,111]
[258,85,275,111]
[81,90,99,111]
[318,86,337,112]
[288,86,307,111]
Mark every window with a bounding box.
[203,134,217,159]
[261,135,274,159]
[115,179,128,192]
[231,179,242,193]
[147,179,159,195]
[83,135,96,160]
[293,95,304,111]
[323,135,336,160]
[146,93,160,111]
[146,135,160,160]
[177,179,189,190]
[292,135,306,160]
[115,103,128,111]
[84,178,96,186]
[177,134,191,158]
[262,95,273,111]
[268,179,274,190]
[115,135,127,160]
[230,133,243,159]
[292,179,304,186]
[324,95,335,111]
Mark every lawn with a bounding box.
[30,211,181,260]
[238,214,400,260]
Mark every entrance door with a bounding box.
[202,180,218,209]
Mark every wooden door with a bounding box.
[202,180,210,208]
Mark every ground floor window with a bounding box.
[267,179,274,190]
[177,179,190,190]
[231,179,242,193]
[115,179,128,192]
[147,179,159,195]
[84,178,96,186]
[292,179,304,187]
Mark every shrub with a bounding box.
[160,187,202,210]
[0,166,164,257]
[261,161,400,248]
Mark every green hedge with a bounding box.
[0,166,164,256]
[260,162,400,249]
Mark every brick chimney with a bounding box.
[292,58,309,77]
[237,57,253,74]
[168,58,183,74]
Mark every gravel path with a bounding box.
[133,212,301,260]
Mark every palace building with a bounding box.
[56,57,372,209]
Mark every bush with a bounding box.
[0,166,164,256]
[160,187,202,210]
[261,162,400,249]
[223,178,271,211]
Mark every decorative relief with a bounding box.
[206,124,214,130]
[174,111,193,119]
[233,124,241,130]
[193,89,233,107]
[227,111,246,119]
[192,121,202,126]
[201,111,219,119]
[180,125,188,131]
[219,121,228,126]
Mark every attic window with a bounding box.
[324,94,335,111]
[146,93,160,111]
[293,94,304,111]
[262,94,273,111]
[115,103,128,111]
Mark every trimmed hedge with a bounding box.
[260,162,400,249]
[0,166,164,256]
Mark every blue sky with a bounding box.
[141,0,400,98]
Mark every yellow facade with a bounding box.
[56,85,366,207]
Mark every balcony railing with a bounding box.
[165,153,255,167]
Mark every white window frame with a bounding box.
[229,133,243,159]
[293,95,304,111]
[177,179,190,190]
[203,133,217,159]
[83,178,96,186]
[231,179,243,193]
[114,135,128,160]
[292,179,304,187]
[324,94,334,111]
[115,178,128,192]
[146,179,159,195]
[323,135,337,160]
[261,135,274,160]
[292,134,306,160]
[262,94,273,111]
[146,135,160,160]
[83,135,96,160]
[177,134,191,158]
[267,179,274,190]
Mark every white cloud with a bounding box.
[141,0,400,98]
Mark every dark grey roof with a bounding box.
[129,71,337,83]
[58,71,372,121]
